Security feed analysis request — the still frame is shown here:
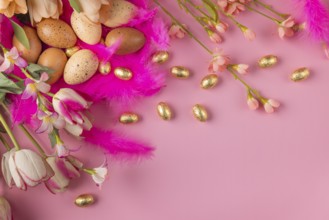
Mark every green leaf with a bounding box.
[69,0,81,13]
[10,19,30,50]
[202,0,218,22]
[0,73,23,95]
[26,63,54,79]
[48,129,59,148]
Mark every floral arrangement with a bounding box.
[155,0,329,113]
[0,0,327,218]
[0,0,169,216]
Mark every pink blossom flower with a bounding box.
[240,26,256,41]
[217,0,250,15]
[6,149,54,190]
[0,47,27,73]
[247,96,259,110]
[168,24,187,39]
[0,196,12,220]
[278,16,295,39]
[36,111,65,134]
[208,31,222,44]
[22,73,51,100]
[53,88,92,136]
[84,161,108,187]
[208,53,230,73]
[45,156,82,194]
[233,64,249,74]
[264,99,280,113]
[215,21,229,34]
[55,143,70,158]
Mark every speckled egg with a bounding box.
[13,26,42,63]
[64,49,99,85]
[71,11,102,45]
[99,0,137,28]
[105,27,146,55]
[36,18,77,48]
[38,48,67,85]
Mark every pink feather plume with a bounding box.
[83,127,154,160]
[298,0,329,42]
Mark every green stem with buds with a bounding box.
[153,0,213,54]
[0,103,20,150]
[241,3,281,24]
[19,125,46,157]
[0,133,11,151]
[253,0,288,19]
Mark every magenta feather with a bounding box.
[82,127,154,160]
[9,95,37,125]
[298,0,329,42]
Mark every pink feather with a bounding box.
[299,0,329,42]
[9,95,37,125]
[83,127,154,160]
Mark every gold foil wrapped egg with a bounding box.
[192,104,208,122]
[114,67,133,80]
[119,113,139,124]
[258,55,278,68]
[152,51,169,64]
[170,66,190,79]
[200,74,219,89]
[290,67,310,82]
[99,62,111,75]
[75,194,95,207]
[65,46,80,57]
[157,102,173,120]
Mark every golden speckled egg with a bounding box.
[157,102,173,120]
[38,48,67,85]
[99,0,137,28]
[258,55,278,68]
[290,67,310,82]
[200,74,219,89]
[36,18,77,48]
[71,11,102,45]
[75,194,95,207]
[13,26,42,63]
[64,49,99,85]
[192,104,208,122]
[119,113,139,124]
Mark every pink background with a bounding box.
[4,1,329,219]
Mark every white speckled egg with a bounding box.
[64,49,99,85]
[71,11,102,45]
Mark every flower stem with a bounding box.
[0,103,20,150]
[19,125,46,157]
[241,3,281,23]
[0,133,11,151]
[153,0,213,54]
[227,65,262,99]
[253,0,288,19]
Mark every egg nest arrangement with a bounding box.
[0,0,169,164]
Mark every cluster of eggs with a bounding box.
[13,0,146,85]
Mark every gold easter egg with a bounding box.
[75,194,95,207]
[258,55,278,68]
[157,102,173,120]
[170,66,190,79]
[152,51,169,64]
[200,74,219,89]
[192,104,208,122]
[290,67,310,82]
[119,113,139,124]
[99,62,111,75]
[65,46,80,57]
[114,67,133,80]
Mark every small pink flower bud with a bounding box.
[247,97,259,110]
[264,99,280,113]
